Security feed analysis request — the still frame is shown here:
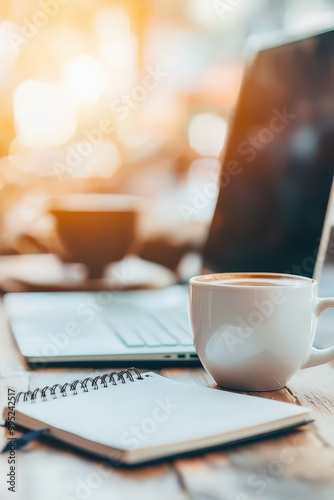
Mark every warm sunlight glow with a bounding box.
[14,80,77,148]
[188,113,227,157]
[68,141,121,178]
[0,21,19,88]
[95,8,131,40]
[63,54,107,105]
[187,0,220,27]
[95,8,137,93]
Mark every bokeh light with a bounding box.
[0,20,19,89]
[188,113,227,157]
[63,54,108,105]
[68,140,122,178]
[95,8,137,94]
[13,80,78,147]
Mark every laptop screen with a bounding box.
[203,28,334,279]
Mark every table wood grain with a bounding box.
[1,302,334,500]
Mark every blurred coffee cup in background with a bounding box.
[50,193,144,279]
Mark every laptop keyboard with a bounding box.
[105,309,193,348]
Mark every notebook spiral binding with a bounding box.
[15,367,143,404]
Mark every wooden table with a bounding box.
[1,302,334,499]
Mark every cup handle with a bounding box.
[302,298,334,369]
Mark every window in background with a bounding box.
[0,0,333,249]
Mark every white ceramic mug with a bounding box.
[189,273,334,391]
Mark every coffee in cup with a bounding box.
[189,273,334,391]
[50,194,143,279]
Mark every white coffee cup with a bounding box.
[189,272,334,391]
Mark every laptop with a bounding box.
[4,27,334,367]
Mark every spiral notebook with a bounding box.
[2,368,312,465]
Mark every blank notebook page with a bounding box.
[16,372,310,452]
